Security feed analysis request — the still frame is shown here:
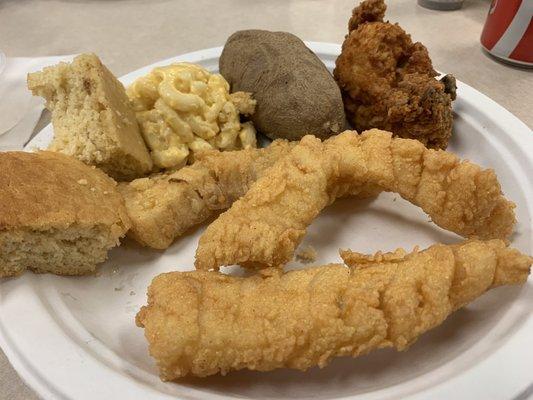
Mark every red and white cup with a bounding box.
[480,0,533,67]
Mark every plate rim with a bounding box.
[2,42,533,400]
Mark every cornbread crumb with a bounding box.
[296,245,317,263]
[27,53,153,181]
[0,151,131,277]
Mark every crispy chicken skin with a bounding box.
[137,240,532,379]
[334,0,456,149]
[195,130,515,271]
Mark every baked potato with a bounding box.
[220,30,346,141]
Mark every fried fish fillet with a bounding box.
[118,140,294,249]
[137,240,531,379]
[195,129,515,270]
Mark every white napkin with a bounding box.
[0,55,75,149]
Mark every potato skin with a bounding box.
[220,30,346,141]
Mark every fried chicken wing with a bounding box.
[137,240,532,379]
[195,130,515,270]
[118,140,294,249]
[334,0,456,149]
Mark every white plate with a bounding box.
[1,43,533,400]
[0,50,6,76]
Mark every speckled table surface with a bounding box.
[0,0,531,398]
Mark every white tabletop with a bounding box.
[0,0,531,399]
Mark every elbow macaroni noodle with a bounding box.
[127,63,257,169]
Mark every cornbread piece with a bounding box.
[27,53,152,181]
[0,151,131,277]
[118,140,295,249]
[136,240,531,379]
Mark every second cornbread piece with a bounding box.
[27,53,153,181]
[0,151,131,277]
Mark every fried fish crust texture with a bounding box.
[119,140,294,249]
[137,239,531,379]
[195,129,515,270]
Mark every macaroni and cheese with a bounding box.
[127,63,257,169]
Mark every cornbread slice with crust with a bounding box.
[27,53,152,181]
[0,151,131,277]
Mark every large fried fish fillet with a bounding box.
[137,240,531,379]
[195,130,515,270]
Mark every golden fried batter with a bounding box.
[118,140,294,249]
[137,240,531,379]
[195,132,372,270]
[334,0,456,149]
[195,130,515,270]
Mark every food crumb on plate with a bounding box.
[296,245,317,263]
